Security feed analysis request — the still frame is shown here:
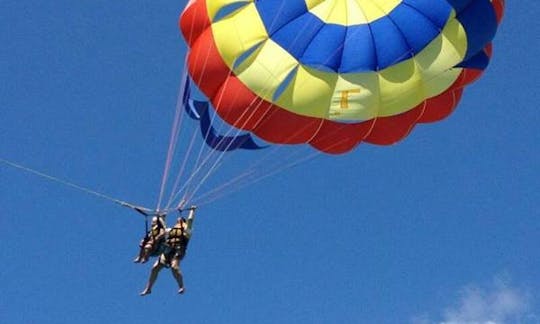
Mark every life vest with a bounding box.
[150,222,163,238]
[167,224,189,250]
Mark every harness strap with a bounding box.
[145,216,149,238]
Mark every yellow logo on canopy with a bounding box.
[339,89,361,109]
[305,0,402,25]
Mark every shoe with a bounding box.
[133,257,141,263]
[140,289,151,296]
[178,287,185,294]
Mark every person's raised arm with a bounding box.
[187,206,196,229]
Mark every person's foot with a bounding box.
[178,287,185,294]
[140,257,148,264]
[140,289,151,296]
[133,257,141,263]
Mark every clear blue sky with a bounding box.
[1,1,539,324]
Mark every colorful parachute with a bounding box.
[179,0,504,154]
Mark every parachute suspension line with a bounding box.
[177,49,246,204]
[190,134,300,203]
[164,8,222,208]
[204,93,324,167]
[189,170,255,205]
[166,73,237,207]
[0,157,129,207]
[164,107,200,209]
[156,60,190,211]
[181,108,256,202]
[164,3,234,209]
[198,136,357,205]
[187,121,317,204]
[180,9,339,200]
[176,12,336,205]
[181,82,282,204]
[164,123,205,211]
[160,15,238,208]
[168,52,278,207]
[193,135,355,206]
[161,65,204,210]
[194,147,326,206]
[163,49,242,208]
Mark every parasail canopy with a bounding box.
[179,0,504,154]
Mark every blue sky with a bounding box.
[1,1,539,324]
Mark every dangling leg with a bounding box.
[133,237,148,263]
[140,259,164,296]
[170,256,184,294]
[140,239,156,264]
[133,250,143,263]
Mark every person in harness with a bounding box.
[140,205,196,296]
[133,210,167,264]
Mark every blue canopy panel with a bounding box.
[450,0,498,67]
[256,0,451,72]
[183,79,267,152]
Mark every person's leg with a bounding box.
[140,239,156,263]
[140,259,164,296]
[170,257,184,294]
[133,237,148,263]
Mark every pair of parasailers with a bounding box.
[133,205,196,296]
